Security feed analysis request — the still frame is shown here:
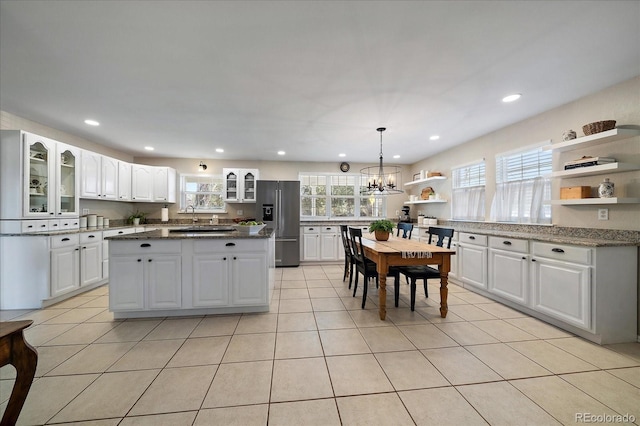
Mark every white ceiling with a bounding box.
[1,1,639,164]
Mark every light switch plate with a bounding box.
[598,208,609,220]
[82,208,90,215]
[237,209,243,216]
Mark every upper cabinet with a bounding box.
[131,164,176,203]
[0,130,80,219]
[547,128,640,205]
[223,168,259,203]
[117,161,132,201]
[152,166,176,203]
[80,151,118,200]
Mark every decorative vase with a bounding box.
[374,230,390,241]
[598,178,614,198]
[133,218,141,226]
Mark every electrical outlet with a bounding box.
[598,208,609,220]
[82,208,90,215]
[236,209,243,216]
[395,210,399,216]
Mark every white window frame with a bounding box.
[491,141,552,224]
[179,173,226,213]
[299,172,386,219]
[451,160,486,221]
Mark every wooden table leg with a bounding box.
[1,320,38,426]
[377,256,388,320]
[439,271,449,318]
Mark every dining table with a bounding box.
[360,233,456,320]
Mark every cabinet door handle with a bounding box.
[309,228,314,231]
[503,241,512,245]
[532,259,536,262]
[27,225,33,228]
[41,224,47,228]
[225,243,235,247]
[522,256,526,260]
[233,257,237,260]
[62,237,70,241]
[551,248,564,253]
[469,236,475,240]
[82,246,86,249]
[148,259,152,262]
[88,235,95,238]
[52,224,58,227]
[75,248,79,251]
[223,257,227,260]
[141,243,151,247]
[50,212,54,215]
[118,231,124,234]
[58,212,62,215]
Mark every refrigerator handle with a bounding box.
[277,188,283,237]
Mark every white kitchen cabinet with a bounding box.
[320,226,338,260]
[23,132,56,217]
[131,164,153,201]
[55,142,81,217]
[231,253,268,305]
[458,232,487,289]
[50,235,80,297]
[447,232,459,281]
[109,240,182,311]
[152,166,176,202]
[117,161,132,201]
[80,231,103,287]
[192,255,229,307]
[80,151,118,200]
[488,236,529,305]
[530,242,592,330]
[302,225,340,261]
[223,168,259,203]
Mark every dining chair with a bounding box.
[340,225,355,288]
[350,227,404,309]
[391,227,454,311]
[396,222,414,239]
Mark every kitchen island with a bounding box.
[105,226,275,319]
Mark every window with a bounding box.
[451,161,486,221]
[300,173,386,219]
[180,174,226,212]
[491,143,552,224]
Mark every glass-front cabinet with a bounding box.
[23,133,79,218]
[24,133,55,217]
[223,168,259,203]
[56,143,80,217]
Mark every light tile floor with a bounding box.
[1,264,639,425]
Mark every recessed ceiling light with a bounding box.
[215,148,224,153]
[338,153,346,157]
[393,155,400,159]
[502,93,522,103]
[429,135,440,141]
[84,119,100,126]
[144,146,154,151]
[277,151,285,155]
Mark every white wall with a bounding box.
[409,76,640,231]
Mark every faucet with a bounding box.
[187,205,197,224]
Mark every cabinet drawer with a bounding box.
[303,226,320,234]
[111,240,182,255]
[80,231,102,243]
[489,236,528,253]
[50,233,79,249]
[459,232,488,246]
[48,219,63,231]
[103,228,137,238]
[59,218,80,230]
[532,242,591,265]
[321,226,338,233]
[193,239,268,253]
[22,220,48,233]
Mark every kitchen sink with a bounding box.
[169,226,236,233]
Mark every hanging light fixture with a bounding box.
[360,127,403,195]
[198,161,208,172]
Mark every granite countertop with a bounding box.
[105,227,275,240]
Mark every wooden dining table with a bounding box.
[360,233,456,320]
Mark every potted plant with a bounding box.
[369,219,395,241]
[128,209,147,226]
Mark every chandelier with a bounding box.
[360,127,403,195]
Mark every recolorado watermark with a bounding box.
[575,413,635,423]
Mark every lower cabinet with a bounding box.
[51,239,80,297]
[301,225,346,261]
[80,238,102,287]
[192,255,229,307]
[109,240,182,311]
[488,237,529,305]
[451,235,637,344]
[231,253,268,305]
[458,232,487,289]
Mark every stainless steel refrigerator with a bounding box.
[256,180,300,267]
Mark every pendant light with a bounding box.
[360,127,403,195]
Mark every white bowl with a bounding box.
[235,224,266,234]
